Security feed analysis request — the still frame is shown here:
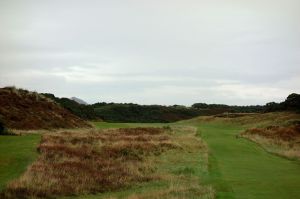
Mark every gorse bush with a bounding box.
[0,120,12,135]
[0,120,5,135]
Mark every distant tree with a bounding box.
[264,102,283,112]
[283,93,300,111]
[192,103,209,109]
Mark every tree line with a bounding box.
[42,93,300,123]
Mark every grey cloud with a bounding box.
[0,0,299,105]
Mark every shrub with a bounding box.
[0,120,11,135]
[0,120,5,134]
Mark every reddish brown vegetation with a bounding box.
[240,124,300,159]
[2,127,178,199]
[0,87,90,130]
[242,125,300,141]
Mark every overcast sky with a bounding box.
[0,0,299,105]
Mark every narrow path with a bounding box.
[197,123,300,199]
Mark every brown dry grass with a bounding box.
[240,125,300,159]
[104,126,214,199]
[186,112,300,128]
[1,127,179,199]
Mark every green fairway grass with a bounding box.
[0,134,40,190]
[193,122,300,199]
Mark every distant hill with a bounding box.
[71,97,88,105]
[43,93,300,123]
[0,87,91,130]
[42,93,207,122]
[41,92,206,122]
[18,88,300,124]
[191,103,264,113]
[92,103,204,123]
[42,93,98,120]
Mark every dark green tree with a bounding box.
[284,93,300,110]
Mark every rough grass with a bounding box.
[240,125,300,159]
[178,112,300,198]
[182,112,300,128]
[60,126,214,199]
[1,128,184,199]
[125,126,214,199]
[182,112,300,160]
[225,112,300,160]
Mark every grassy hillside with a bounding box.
[0,87,90,130]
[42,93,98,120]
[182,112,300,127]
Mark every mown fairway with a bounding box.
[0,135,40,190]
[195,122,300,199]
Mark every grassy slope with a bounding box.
[0,135,40,190]
[180,114,300,199]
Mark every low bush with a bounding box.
[0,120,12,135]
[0,120,5,135]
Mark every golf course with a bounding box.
[1,112,300,199]
[1,1,300,198]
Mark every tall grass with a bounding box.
[1,128,179,198]
[98,126,214,199]
[240,125,300,160]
